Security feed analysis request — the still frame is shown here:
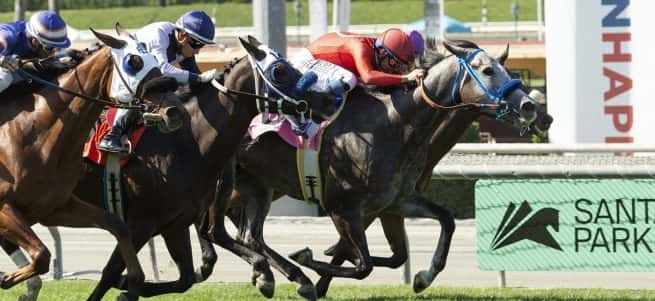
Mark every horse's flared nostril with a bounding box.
[521,100,535,112]
[159,107,183,133]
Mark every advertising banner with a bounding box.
[477,179,655,271]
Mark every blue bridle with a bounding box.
[450,48,523,119]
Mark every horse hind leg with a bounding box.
[236,183,316,300]
[0,202,51,289]
[289,208,374,280]
[0,235,43,301]
[401,195,455,293]
[38,196,145,301]
[316,214,408,298]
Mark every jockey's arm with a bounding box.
[349,42,403,87]
[151,46,195,84]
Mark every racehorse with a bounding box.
[195,40,553,299]
[1,35,338,301]
[0,25,183,301]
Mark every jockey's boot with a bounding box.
[98,109,135,155]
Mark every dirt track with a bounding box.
[1,218,654,290]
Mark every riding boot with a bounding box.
[98,109,136,155]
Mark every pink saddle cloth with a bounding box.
[248,114,322,151]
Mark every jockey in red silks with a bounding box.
[290,28,425,97]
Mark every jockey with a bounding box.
[290,28,425,97]
[0,11,71,94]
[99,10,221,154]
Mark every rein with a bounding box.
[417,76,502,111]
[17,51,144,110]
[418,48,523,119]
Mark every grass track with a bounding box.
[3,281,655,301]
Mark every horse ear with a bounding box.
[239,36,266,61]
[497,44,510,65]
[247,35,262,47]
[115,22,133,40]
[91,28,127,49]
[442,40,468,58]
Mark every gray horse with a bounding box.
[197,40,553,299]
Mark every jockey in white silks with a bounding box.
[99,10,222,154]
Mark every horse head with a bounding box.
[91,24,184,133]
[238,36,338,123]
[436,40,552,135]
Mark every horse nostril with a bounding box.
[166,107,182,121]
[521,101,535,112]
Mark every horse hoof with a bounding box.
[413,270,432,293]
[289,247,313,265]
[255,276,275,299]
[323,244,337,257]
[17,295,30,301]
[252,266,275,299]
[194,266,211,283]
[315,277,330,298]
[297,283,317,301]
[115,292,132,301]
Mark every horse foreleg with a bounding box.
[0,236,43,301]
[0,202,50,290]
[401,195,455,293]
[289,208,373,280]
[237,184,316,301]
[194,222,218,283]
[208,183,274,298]
[39,195,145,301]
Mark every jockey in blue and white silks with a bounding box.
[0,11,71,94]
[99,10,221,154]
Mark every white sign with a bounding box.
[546,0,655,144]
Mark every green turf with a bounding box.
[0,0,538,30]
[3,281,655,301]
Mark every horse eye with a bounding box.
[272,64,288,79]
[482,67,494,76]
[128,54,144,72]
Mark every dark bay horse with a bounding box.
[0,27,183,300]
[195,40,553,299]
[15,36,335,301]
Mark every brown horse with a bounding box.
[5,36,336,301]
[0,27,183,300]
[193,40,553,299]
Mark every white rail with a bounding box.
[433,144,655,179]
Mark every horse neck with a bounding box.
[402,56,461,145]
[188,59,259,167]
[40,48,112,161]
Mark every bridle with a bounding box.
[16,48,144,110]
[417,48,523,120]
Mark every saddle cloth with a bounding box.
[83,108,146,166]
[248,114,322,151]
[247,94,348,207]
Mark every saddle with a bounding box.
[83,108,146,166]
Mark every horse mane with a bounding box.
[0,45,106,99]
[175,56,247,103]
[446,39,480,50]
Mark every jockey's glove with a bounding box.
[198,68,222,83]
[403,68,425,83]
[0,55,20,72]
